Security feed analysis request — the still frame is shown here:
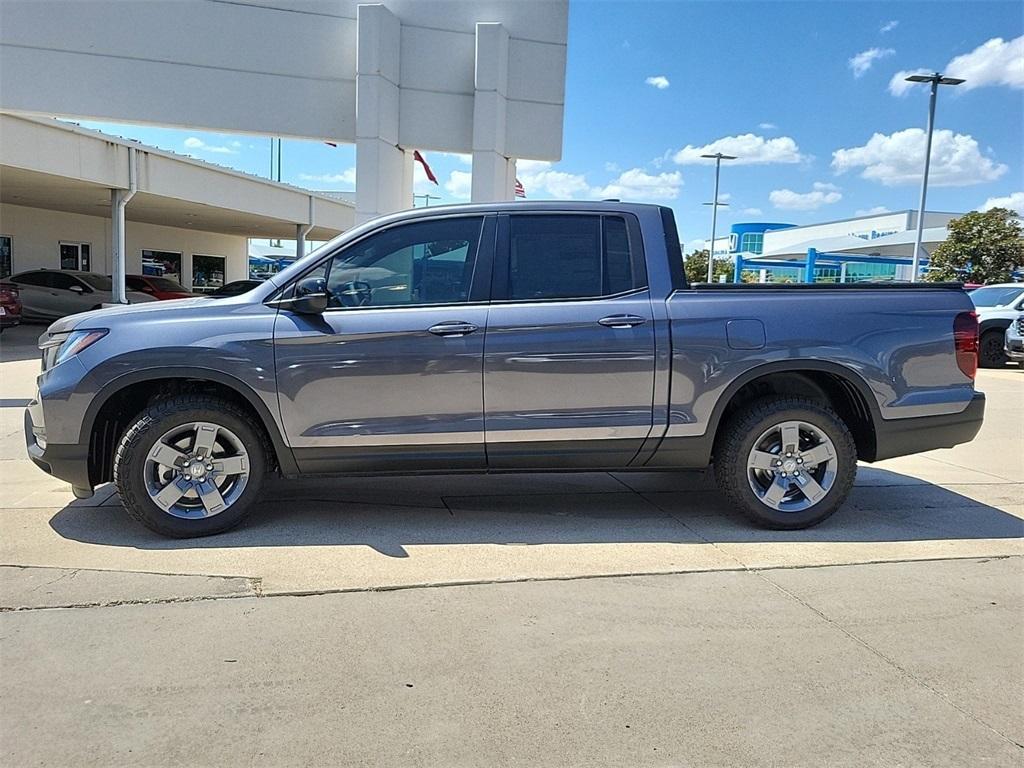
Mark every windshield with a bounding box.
[968,286,1023,307]
[79,274,113,291]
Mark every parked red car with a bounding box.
[125,275,194,300]
[0,281,23,332]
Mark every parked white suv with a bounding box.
[968,283,1024,367]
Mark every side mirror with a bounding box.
[278,276,329,314]
[68,284,84,294]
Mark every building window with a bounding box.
[142,250,183,284]
[0,235,11,278]
[59,242,91,271]
[740,232,764,254]
[192,254,226,293]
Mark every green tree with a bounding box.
[925,208,1024,284]
[684,248,734,284]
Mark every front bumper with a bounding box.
[25,404,92,489]
[872,392,986,462]
[1005,338,1024,362]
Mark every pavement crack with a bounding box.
[756,568,1024,752]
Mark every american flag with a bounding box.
[514,178,526,198]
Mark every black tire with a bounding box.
[714,396,857,530]
[979,330,1008,368]
[114,394,268,537]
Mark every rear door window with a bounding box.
[503,214,645,301]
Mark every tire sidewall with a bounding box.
[717,399,857,529]
[115,400,267,537]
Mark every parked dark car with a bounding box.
[0,281,22,332]
[26,202,984,538]
[208,279,263,298]
[125,275,193,300]
[8,270,156,322]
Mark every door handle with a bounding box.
[427,321,479,337]
[598,314,646,328]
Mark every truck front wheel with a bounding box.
[714,396,857,529]
[114,394,268,537]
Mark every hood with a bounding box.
[46,296,215,334]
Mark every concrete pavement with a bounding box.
[3,557,1022,767]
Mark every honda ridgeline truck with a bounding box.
[26,202,985,537]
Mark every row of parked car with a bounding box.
[0,270,265,328]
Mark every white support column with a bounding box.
[109,147,137,304]
[471,22,513,203]
[296,196,314,259]
[355,3,405,224]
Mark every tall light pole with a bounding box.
[701,152,736,282]
[905,72,964,281]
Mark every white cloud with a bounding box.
[444,170,472,199]
[855,206,891,216]
[880,20,899,33]
[604,161,621,173]
[514,161,682,202]
[595,168,682,201]
[758,122,778,131]
[456,153,472,166]
[947,36,1024,90]
[741,207,764,216]
[516,160,594,199]
[645,75,670,89]
[183,136,237,154]
[673,134,805,165]
[831,128,1008,187]
[299,168,356,186]
[769,182,843,211]
[981,191,1024,215]
[890,36,1024,95]
[849,47,895,77]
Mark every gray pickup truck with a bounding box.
[26,202,985,537]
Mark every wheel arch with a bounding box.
[708,360,882,463]
[83,367,297,486]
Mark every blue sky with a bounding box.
[78,0,1023,250]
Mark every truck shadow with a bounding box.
[47,467,1023,558]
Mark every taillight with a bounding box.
[953,311,978,380]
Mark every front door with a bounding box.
[273,215,494,474]
[484,213,657,468]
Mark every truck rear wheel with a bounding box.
[114,394,268,537]
[714,396,857,529]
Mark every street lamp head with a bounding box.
[700,153,738,160]
[905,72,965,86]
[702,201,730,206]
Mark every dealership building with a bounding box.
[707,210,962,282]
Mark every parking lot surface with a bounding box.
[1,321,1022,766]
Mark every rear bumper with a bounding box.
[871,392,985,462]
[24,406,92,489]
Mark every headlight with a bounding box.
[40,329,108,368]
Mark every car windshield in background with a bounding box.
[968,286,1022,307]
[146,277,189,292]
[79,274,113,291]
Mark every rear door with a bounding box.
[273,214,495,473]
[484,213,656,468]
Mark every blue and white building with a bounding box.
[706,210,962,283]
